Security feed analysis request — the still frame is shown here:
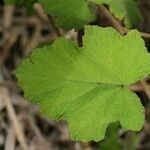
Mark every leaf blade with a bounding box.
[38,0,95,29]
[15,26,148,141]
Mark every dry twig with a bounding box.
[3,5,14,28]
[0,88,28,150]
[5,126,16,150]
[141,80,150,100]
[97,5,150,38]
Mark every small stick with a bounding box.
[23,18,41,56]
[2,28,21,62]
[128,83,144,92]
[123,27,150,38]
[49,16,62,37]
[3,5,14,28]
[33,3,49,22]
[0,88,28,150]
[141,80,150,99]
[28,115,50,149]
[97,5,125,35]
[5,126,16,150]
[97,5,150,38]
[33,3,61,37]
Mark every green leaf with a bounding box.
[15,26,149,141]
[38,0,95,29]
[37,0,142,29]
[4,0,36,14]
[5,0,143,29]
[90,0,143,28]
[99,122,121,150]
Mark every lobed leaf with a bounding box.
[15,26,149,141]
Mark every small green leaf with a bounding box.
[90,0,143,28]
[38,0,95,29]
[99,122,121,150]
[15,26,149,141]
